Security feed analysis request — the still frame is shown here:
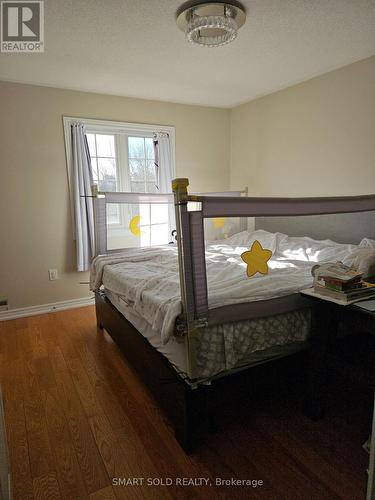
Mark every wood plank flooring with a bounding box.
[0,306,370,499]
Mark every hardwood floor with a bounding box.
[0,306,370,499]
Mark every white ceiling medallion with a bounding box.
[177,1,246,48]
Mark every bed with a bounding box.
[91,179,375,451]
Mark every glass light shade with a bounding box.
[186,14,238,47]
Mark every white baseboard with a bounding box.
[0,296,95,321]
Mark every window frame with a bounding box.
[63,116,176,237]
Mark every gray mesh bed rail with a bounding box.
[93,189,248,256]
[171,178,375,329]
[92,179,375,379]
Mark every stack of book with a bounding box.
[314,263,375,304]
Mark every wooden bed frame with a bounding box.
[95,290,309,452]
[93,180,375,381]
[95,289,208,453]
[92,180,375,452]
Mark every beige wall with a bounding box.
[230,56,375,196]
[2,56,375,310]
[0,82,230,309]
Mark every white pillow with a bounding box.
[343,247,375,277]
[359,238,375,249]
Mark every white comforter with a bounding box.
[90,230,375,344]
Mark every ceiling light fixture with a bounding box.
[177,1,246,48]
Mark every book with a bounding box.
[324,280,363,292]
[312,262,362,283]
[302,287,375,306]
[316,280,375,295]
[314,282,375,303]
[310,262,375,304]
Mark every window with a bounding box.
[64,117,175,250]
[86,134,158,194]
[128,137,158,193]
[86,133,120,224]
[85,133,161,230]
[86,134,159,196]
[86,134,118,192]
[139,202,169,247]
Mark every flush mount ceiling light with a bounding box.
[177,1,246,48]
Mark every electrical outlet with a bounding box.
[48,269,58,281]
[0,298,8,312]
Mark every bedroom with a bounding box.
[0,1,375,499]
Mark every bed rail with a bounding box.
[172,178,375,377]
[92,180,375,380]
[93,191,175,256]
[195,193,375,218]
[92,187,248,257]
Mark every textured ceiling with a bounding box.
[0,0,374,107]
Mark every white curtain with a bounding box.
[154,132,176,237]
[71,123,95,271]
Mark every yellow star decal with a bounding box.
[241,240,273,277]
[213,217,226,229]
[129,215,141,236]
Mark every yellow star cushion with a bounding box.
[241,240,273,277]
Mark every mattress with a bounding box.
[105,289,310,382]
[91,229,375,344]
